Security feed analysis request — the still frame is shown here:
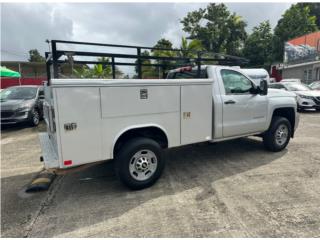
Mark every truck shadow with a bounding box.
[2,137,287,237]
[298,109,320,114]
[1,121,46,133]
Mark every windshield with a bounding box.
[285,83,311,91]
[0,87,37,100]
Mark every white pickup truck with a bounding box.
[40,65,299,189]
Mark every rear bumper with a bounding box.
[38,132,60,169]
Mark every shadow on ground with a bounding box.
[1,120,46,134]
[1,137,287,237]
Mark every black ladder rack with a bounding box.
[45,39,249,85]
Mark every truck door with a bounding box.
[218,69,268,138]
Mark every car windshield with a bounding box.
[285,83,311,91]
[310,82,320,88]
[0,87,37,100]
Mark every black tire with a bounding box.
[263,116,292,152]
[115,137,165,190]
[29,108,40,127]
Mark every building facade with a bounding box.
[282,61,320,84]
[275,31,320,84]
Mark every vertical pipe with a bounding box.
[137,47,142,79]
[45,52,51,85]
[162,65,166,79]
[112,57,116,79]
[197,52,201,78]
[51,41,59,79]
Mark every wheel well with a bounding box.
[272,107,295,137]
[113,127,168,156]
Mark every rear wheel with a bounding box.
[115,137,165,190]
[263,116,292,152]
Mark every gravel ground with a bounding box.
[1,111,320,237]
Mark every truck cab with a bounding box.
[168,65,298,139]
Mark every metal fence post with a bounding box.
[197,52,201,78]
[51,41,59,79]
[137,48,142,79]
[111,57,116,79]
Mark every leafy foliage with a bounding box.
[272,3,318,61]
[178,37,204,58]
[297,3,320,28]
[134,50,158,78]
[181,3,247,55]
[28,49,45,62]
[243,21,273,67]
[73,57,123,79]
[151,38,177,76]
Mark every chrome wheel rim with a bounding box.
[275,124,288,146]
[33,110,39,125]
[129,149,158,181]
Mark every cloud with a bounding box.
[1,3,73,61]
[225,2,292,31]
[1,2,292,63]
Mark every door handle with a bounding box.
[224,100,236,104]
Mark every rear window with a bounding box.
[167,70,208,79]
[269,84,285,89]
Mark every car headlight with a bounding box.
[298,95,313,100]
[16,106,31,112]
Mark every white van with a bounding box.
[240,68,270,85]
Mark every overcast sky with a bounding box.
[1,2,292,62]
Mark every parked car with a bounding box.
[309,81,320,90]
[269,82,320,111]
[0,85,44,126]
[281,78,302,83]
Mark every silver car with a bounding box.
[269,82,320,111]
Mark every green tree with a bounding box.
[298,3,320,28]
[151,38,176,76]
[179,37,204,58]
[272,3,318,61]
[243,21,273,67]
[181,3,247,55]
[28,49,45,62]
[134,50,157,78]
[73,57,123,78]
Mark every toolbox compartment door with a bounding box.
[55,87,102,167]
[181,84,212,145]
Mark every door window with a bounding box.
[269,84,286,90]
[221,69,253,94]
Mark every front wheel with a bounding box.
[29,109,40,126]
[115,137,165,190]
[263,116,292,152]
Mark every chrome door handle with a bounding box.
[224,100,236,104]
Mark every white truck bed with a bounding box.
[43,78,213,169]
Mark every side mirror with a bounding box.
[259,80,268,95]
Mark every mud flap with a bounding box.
[25,170,56,192]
